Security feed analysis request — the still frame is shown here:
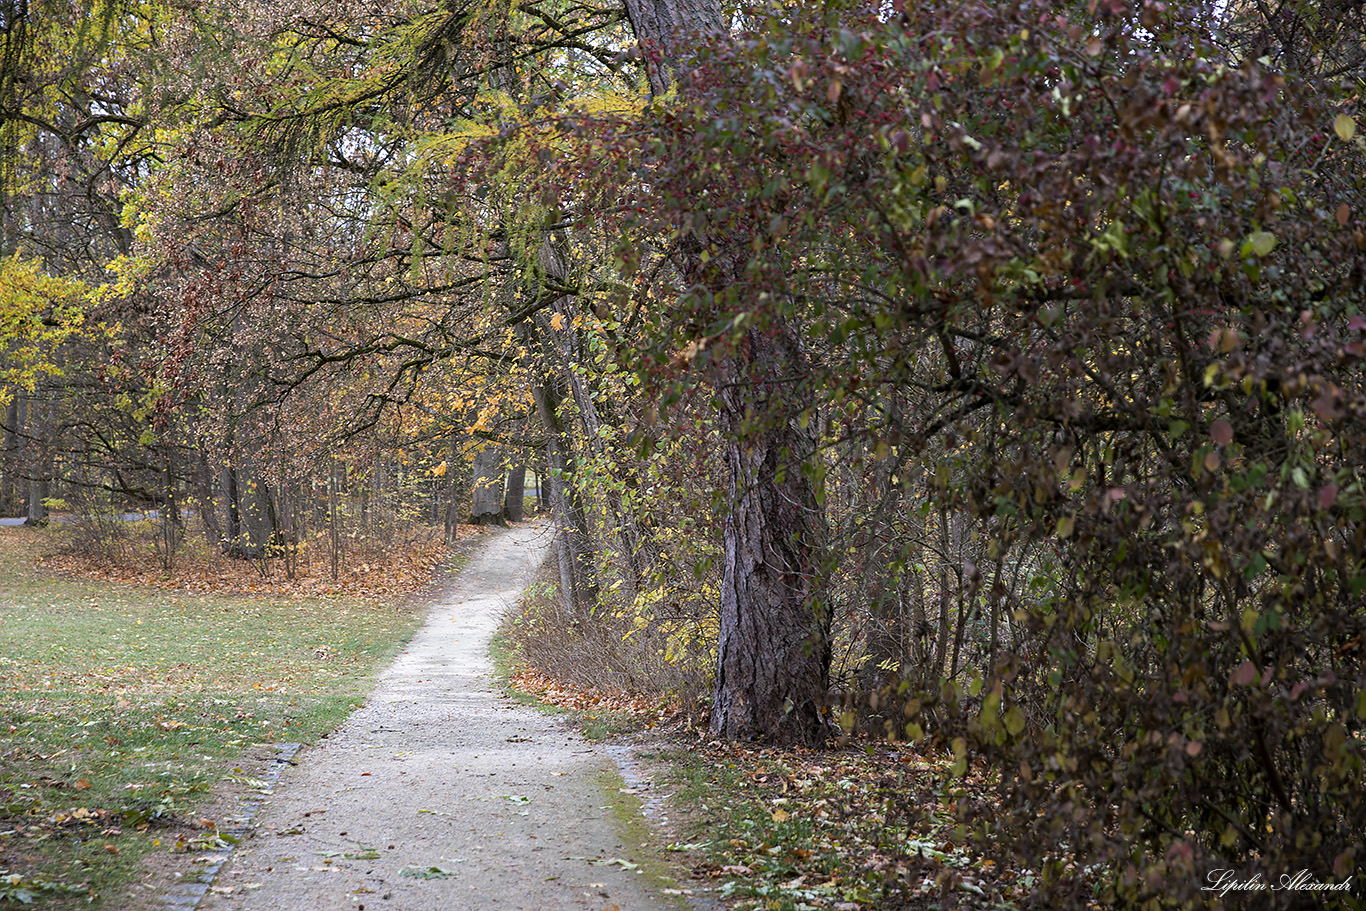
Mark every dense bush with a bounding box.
[541,0,1365,905]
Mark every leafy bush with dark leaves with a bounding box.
[542,0,1364,906]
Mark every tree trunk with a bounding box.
[536,463,551,513]
[23,387,50,526]
[328,461,342,580]
[536,234,643,601]
[710,325,830,745]
[240,467,278,556]
[470,443,505,525]
[621,0,725,96]
[621,0,830,744]
[530,366,599,614]
[856,437,910,690]
[504,461,526,523]
[934,507,951,679]
[195,451,222,549]
[1,395,19,515]
[223,465,243,551]
[443,438,463,544]
[25,474,49,525]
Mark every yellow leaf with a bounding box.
[550,311,566,330]
[1334,113,1357,142]
[1246,230,1276,257]
[771,807,790,823]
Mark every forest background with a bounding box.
[1,0,1364,907]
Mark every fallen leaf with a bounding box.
[1319,484,1339,510]
[399,865,455,880]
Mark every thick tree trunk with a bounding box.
[25,475,49,525]
[621,0,830,744]
[710,325,830,745]
[470,444,505,525]
[621,0,725,96]
[503,462,526,523]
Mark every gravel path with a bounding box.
[191,523,685,911]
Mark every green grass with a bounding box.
[0,527,430,907]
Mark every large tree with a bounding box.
[616,0,833,745]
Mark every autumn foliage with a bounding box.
[510,0,1364,906]
[3,0,1364,906]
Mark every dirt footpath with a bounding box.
[194,523,686,911]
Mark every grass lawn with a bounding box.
[0,526,435,907]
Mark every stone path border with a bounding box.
[158,742,302,910]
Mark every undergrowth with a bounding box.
[499,562,708,719]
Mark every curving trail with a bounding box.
[191,523,683,911]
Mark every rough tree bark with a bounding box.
[621,0,832,743]
[621,0,725,97]
[711,325,830,744]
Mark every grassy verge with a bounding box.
[0,526,437,908]
[490,623,654,742]
[638,740,1016,911]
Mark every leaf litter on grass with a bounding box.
[0,525,438,906]
[31,523,472,605]
[645,737,1020,910]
